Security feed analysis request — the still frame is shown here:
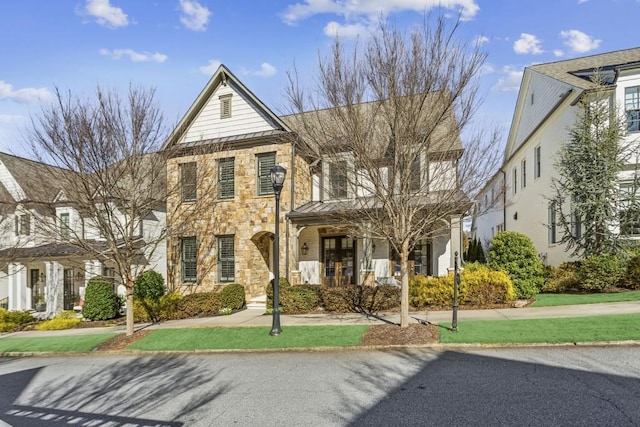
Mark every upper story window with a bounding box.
[257,152,276,196]
[14,214,31,236]
[534,146,541,179]
[512,167,517,195]
[409,157,421,192]
[180,162,197,202]
[328,161,348,199]
[218,157,235,199]
[625,86,640,132]
[220,94,232,119]
[521,159,527,188]
[59,212,70,239]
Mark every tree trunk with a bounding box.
[126,284,134,336]
[400,240,410,328]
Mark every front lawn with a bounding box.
[0,333,117,353]
[439,313,640,344]
[128,325,370,351]
[531,290,640,307]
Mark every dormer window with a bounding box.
[14,214,31,236]
[220,94,232,119]
[59,212,70,239]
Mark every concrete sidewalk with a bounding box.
[3,300,638,339]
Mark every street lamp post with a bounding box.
[269,165,287,336]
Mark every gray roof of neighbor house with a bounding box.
[281,91,463,161]
[529,47,640,89]
[288,190,471,224]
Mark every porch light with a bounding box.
[301,242,309,256]
[269,165,287,336]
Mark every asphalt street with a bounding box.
[1,346,639,426]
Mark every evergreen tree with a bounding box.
[551,79,631,257]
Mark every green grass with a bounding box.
[128,325,370,351]
[0,333,117,353]
[439,313,640,344]
[531,290,640,307]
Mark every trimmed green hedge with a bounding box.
[219,284,246,310]
[82,277,120,321]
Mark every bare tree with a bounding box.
[24,86,219,335]
[285,16,501,327]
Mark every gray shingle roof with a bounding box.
[529,47,640,89]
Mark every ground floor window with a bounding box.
[393,240,432,276]
[181,237,197,282]
[218,235,235,282]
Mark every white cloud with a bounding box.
[0,81,52,103]
[179,0,211,32]
[513,33,543,55]
[493,66,523,92]
[474,35,489,46]
[553,49,564,57]
[100,48,168,63]
[83,0,128,28]
[199,59,222,75]
[560,29,601,53]
[253,63,277,78]
[281,0,480,26]
[323,21,368,38]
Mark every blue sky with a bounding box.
[0,0,637,155]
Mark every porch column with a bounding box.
[360,233,375,286]
[84,259,103,285]
[7,262,26,310]
[290,226,302,285]
[450,215,462,267]
[45,261,64,318]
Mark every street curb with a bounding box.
[2,340,640,358]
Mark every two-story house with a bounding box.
[0,152,166,316]
[163,65,466,301]
[474,47,640,265]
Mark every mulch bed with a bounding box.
[95,329,153,351]
[361,323,439,346]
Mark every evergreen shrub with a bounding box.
[35,311,81,330]
[487,231,544,299]
[219,283,245,310]
[82,277,120,321]
[174,292,221,319]
[133,270,166,322]
[577,253,624,291]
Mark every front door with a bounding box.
[30,269,44,311]
[322,236,356,286]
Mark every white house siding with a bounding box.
[180,81,277,144]
[506,71,574,160]
[502,86,580,266]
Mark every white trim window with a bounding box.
[548,201,558,244]
[625,86,640,132]
[534,146,541,179]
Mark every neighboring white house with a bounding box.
[473,47,640,266]
[0,152,166,316]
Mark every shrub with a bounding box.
[319,285,401,313]
[219,284,245,310]
[462,264,515,305]
[82,277,120,321]
[174,292,221,319]
[320,286,364,312]
[134,270,166,301]
[488,231,544,299]
[577,253,624,291]
[35,311,81,330]
[409,265,516,308]
[542,262,581,293]
[159,292,184,320]
[623,254,640,290]
[133,270,167,323]
[276,286,321,314]
[0,309,34,332]
[410,275,454,308]
[266,277,291,307]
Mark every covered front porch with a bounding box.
[288,219,462,287]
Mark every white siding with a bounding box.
[180,81,278,144]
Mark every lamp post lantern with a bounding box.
[269,165,286,336]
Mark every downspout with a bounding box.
[286,140,296,281]
[501,168,507,230]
